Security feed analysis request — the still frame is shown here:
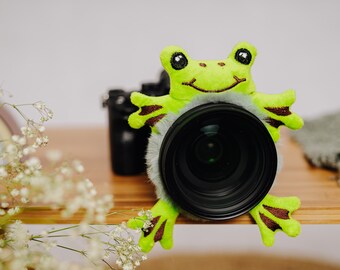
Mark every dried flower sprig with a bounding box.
[51,223,148,269]
[0,92,150,269]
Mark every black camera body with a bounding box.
[103,71,170,175]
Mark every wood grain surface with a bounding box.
[18,127,340,224]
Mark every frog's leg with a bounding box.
[249,194,301,247]
[252,90,304,142]
[128,92,170,129]
[127,199,179,253]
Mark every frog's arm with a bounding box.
[250,194,301,247]
[127,200,179,253]
[252,90,304,142]
[128,92,185,131]
[128,92,170,130]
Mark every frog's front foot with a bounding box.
[127,199,179,253]
[250,194,301,246]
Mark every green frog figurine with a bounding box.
[127,42,303,252]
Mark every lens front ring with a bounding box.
[159,102,277,220]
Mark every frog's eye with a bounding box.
[171,52,188,70]
[235,48,252,65]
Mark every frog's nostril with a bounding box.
[199,63,207,67]
[218,62,225,66]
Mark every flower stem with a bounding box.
[30,225,80,239]
[31,238,87,257]
[47,225,79,234]
[102,259,116,270]
[2,103,28,121]
[32,234,72,238]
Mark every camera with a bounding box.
[127,42,303,221]
[103,71,170,175]
[146,94,277,220]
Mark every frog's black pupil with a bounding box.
[171,52,188,70]
[235,48,252,65]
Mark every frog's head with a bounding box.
[160,42,257,101]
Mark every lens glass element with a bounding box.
[186,124,240,183]
[159,103,277,220]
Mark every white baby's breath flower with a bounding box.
[1,202,9,208]
[18,137,26,145]
[0,97,147,269]
[42,239,57,251]
[5,221,30,249]
[20,126,28,135]
[23,146,34,155]
[21,126,34,137]
[20,187,29,197]
[7,206,20,215]
[35,137,42,145]
[0,166,8,177]
[20,197,29,204]
[11,135,27,146]
[84,178,93,188]
[6,143,17,154]
[78,222,90,234]
[72,160,84,173]
[11,135,20,142]
[122,262,134,270]
[46,149,62,162]
[89,188,97,196]
[60,166,72,177]
[95,214,105,223]
[37,125,46,132]
[33,136,49,148]
[103,194,113,203]
[10,189,20,197]
[14,172,24,182]
[33,101,45,110]
[25,157,42,171]
[33,101,54,123]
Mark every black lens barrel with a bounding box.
[159,103,277,220]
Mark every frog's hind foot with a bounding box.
[127,199,179,253]
[250,194,301,246]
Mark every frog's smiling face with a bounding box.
[160,42,257,101]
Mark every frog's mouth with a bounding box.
[182,75,246,93]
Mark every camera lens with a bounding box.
[159,103,277,220]
[186,129,242,185]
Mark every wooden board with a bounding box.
[18,127,340,224]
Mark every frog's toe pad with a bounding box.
[250,195,301,246]
[259,208,301,236]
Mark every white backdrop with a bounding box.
[0,0,339,126]
[1,0,340,266]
